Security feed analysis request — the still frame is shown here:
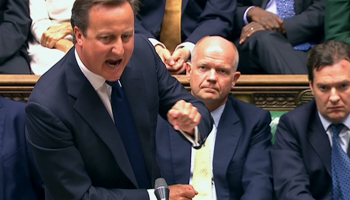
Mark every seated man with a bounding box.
[0,0,32,74]
[135,0,235,74]
[233,0,325,74]
[271,40,350,199]
[156,36,273,199]
[28,0,74,75]
[0,97,44,199]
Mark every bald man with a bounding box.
[156,36,274,200]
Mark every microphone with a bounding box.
[154,177,169,200]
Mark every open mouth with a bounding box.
[106,59,122,67]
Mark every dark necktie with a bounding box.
[106,81,150,189]
[276,0,313,51]
[331,123,350,200]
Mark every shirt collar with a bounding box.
[318,111,350,131]
[75,49,107,91]
[211,104,225,128]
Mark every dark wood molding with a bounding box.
[0,74,312,111]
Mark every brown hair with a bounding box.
[71,0,139,43]
[307,40,350,82]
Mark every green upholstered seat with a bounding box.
[269,111,287,145]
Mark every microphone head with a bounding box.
[154,177,169,200]
[155,177,168,189]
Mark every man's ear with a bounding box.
[185,62,192,81]
[74,26,83,45]
[231,71,241,88]
[309,81,314,96]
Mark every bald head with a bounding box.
[186,36,240,112]
[192,36,239,72]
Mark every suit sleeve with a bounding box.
[184,0,235,43]
[324,0,350,44]
[241,110,274,200]
[0,0,31,64]
[270,114,316,200]
[26,137,45,200]
[26,103,149,200]
[284,0,325,46]
[151,35,213,145]
[233,2,250,36]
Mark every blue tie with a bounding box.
[331,123,350,200]
[276,0,313,51]
[106,81,150,189]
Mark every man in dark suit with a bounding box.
[135,0,235,74]
[0,97,44,200]
[232,0,325,74]
[156,36,273,199]
[0,0,32,74]
[271,40,350,199]
[25,0,213,199]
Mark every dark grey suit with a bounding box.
[0,0,31,74]
[135,0,236,44]
[233,0,325,74]
[271,99,334,200]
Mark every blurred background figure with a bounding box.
[232,0,325,74]
[0,97,44,200]
[135,0,235,75]
[28,0,74,75]
[0,0,32,74]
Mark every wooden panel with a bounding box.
[0,74,312,111]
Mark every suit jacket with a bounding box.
[0,97,44,200]
[271,99,333,200]
[233,0,325,46]
[25,34,212,200]
[135,0,235,44]
[0,0,31,66]
[324,0,350,44]
[156,96,273,200]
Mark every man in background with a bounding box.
[135,0,235,74]
[156,36,273,199]
[233,0,325,74]
[0,97,44,199]
[0,0,32,73]
[272,40,350,199]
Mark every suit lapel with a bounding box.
[65,49,138,187]
[213,98,241,198]
[308,112,332,175]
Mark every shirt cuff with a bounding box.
[179,126,201,148]
[176,42,195,55]
[243,6,256,25]
[148,38,166,49]
[147,189,157,200]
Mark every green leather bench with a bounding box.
[270,111,287,145]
